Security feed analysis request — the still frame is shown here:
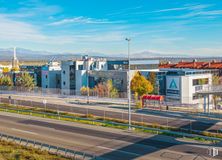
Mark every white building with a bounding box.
[161,69,213,106]
[61,56,107,95]
[61,57,159,95]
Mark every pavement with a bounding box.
[0,111,221,160]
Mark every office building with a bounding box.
[41,61,61,89]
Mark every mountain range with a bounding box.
[0,48,221,62]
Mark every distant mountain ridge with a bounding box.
[0,48,221,62]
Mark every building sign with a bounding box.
[166,77,180,96]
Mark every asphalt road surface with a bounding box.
[0,112,221,160]
[1,95,222,134]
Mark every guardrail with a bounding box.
[0,106,222,143]
[0,132,102,160]
[198,85,222,93]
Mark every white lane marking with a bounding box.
[11,128,38,135]
[97,146,141,156]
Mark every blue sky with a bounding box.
[1,0,222,56]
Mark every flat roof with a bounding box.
[160,68,212,76]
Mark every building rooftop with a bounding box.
[159,60,222,69]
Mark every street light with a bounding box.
[85,55,90,104]
[125,38,131,130]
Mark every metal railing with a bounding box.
[0,132,101,160]
[198,85,222,93]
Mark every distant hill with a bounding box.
[0,48,111,61]
[0,48,221,63]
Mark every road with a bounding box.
[1,94,222,134]
[0,112,221,160]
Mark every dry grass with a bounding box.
[0,140,70,160]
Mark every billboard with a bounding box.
[166,77,180,96]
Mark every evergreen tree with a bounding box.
[15,72,35,90]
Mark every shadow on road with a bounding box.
[99,121,222,160]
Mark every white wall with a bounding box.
[181,74,212,105]
[166,73,212,106]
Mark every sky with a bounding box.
[1,0,222,56]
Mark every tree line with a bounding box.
[0,73,35,90]
[80,72,155,101]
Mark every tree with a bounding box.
[131,72,153,97]
[15,72,35,90]
[212,75,220,85]
[106,80,119,98]
[110,87,119,98]
[80,86,89,96]
[148,72,157,94]
[94,79,119,98]
[94,83,107,97]
[11,67,20,72]
[2,67,10,73]
[0,75,13,87]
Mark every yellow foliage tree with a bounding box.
[131,72,153,97]
[2,67,10,73]
[80,86,89,95]
[11,67,20,72]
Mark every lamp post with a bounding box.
[125,38,131,130]
[86,55,90,104]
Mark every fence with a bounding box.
[0,132,100,160]
[0,86,128,98]
[1,86,221,112]
[0,103,222,143]
[1,95,222,135]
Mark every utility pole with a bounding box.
[126,38,131,130]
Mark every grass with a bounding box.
[0,103,220,144]
[0,140,70,160]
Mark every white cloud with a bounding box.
[0,0,61,19]
[0,15,45,41]
[153,4,222,20]
[153,4,212,13]
[48,16,124,26]
[0,14,125,46]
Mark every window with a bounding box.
[45,85,48,88]
[78,65,83,70]
[193,78,209,86]
[45,75,48,79]
[63,70,65,74]
[63,81,66,86]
